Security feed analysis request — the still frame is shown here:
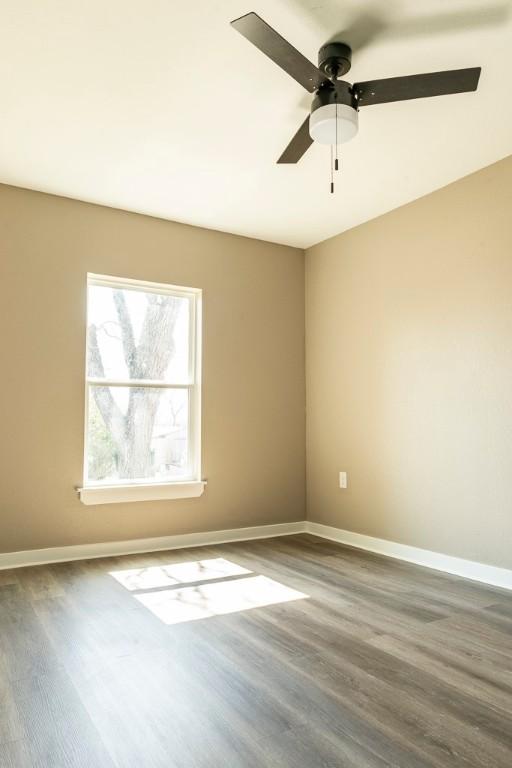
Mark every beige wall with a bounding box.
[306,155,512,569]
[0,185,305,553]
[306,158,512,568]
[3,155,512,566]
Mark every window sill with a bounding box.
[78,481,206,506]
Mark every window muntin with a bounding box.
[84,274,201,488]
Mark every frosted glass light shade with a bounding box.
[309,103,358,145]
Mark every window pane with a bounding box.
[86,386,190,484]
[87,285,190,383]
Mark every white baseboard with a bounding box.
[0,521,307,570]
[2,519,510,592]
[306,521,512,591]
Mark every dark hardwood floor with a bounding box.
[1,533,511,767]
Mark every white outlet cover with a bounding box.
[339,472,347,489]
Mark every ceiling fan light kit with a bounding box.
[230,12,481,191]
[310,102,358,145]
[310,43,358,148]
[310,79,359,145]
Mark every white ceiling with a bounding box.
[1,0,511,248]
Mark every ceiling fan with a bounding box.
[230,12,481,175]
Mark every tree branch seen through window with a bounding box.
[84,277,201,487]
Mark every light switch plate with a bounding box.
[339,472,347,489]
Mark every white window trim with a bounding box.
[79,273,203,505]
[79,480,206,506]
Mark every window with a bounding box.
[79,274,203,505]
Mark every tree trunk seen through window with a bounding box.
[88,291,181,479]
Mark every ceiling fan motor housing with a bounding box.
[309,80,359,145]
[318,42,352,78]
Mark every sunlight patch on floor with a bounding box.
[109,558,251,591]
[134,575,308,625]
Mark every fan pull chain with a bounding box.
[335,102,339,171]
[330,144,334,193]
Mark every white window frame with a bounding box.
[79,273,205,505]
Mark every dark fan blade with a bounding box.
[231,12,327,92]
[354,67,481,106]
[277,116,313,164]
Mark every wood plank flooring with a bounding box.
[1,534,511,767]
